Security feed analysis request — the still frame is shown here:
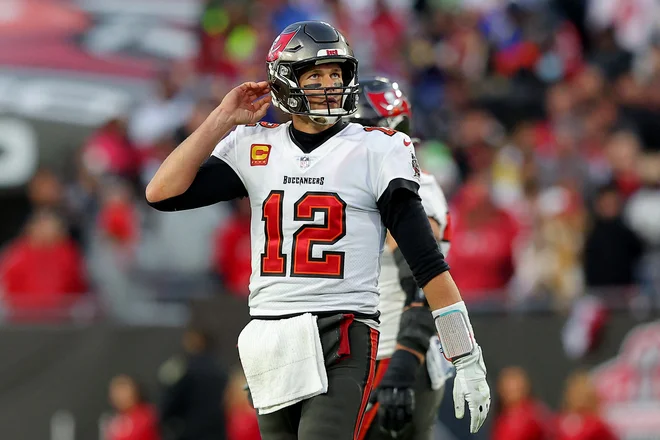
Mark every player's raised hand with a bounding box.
[218,81,272,125]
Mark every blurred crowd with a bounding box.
[2,0,660,323]
[489,366,617,440]
[105,328,261,440]
[104,345,619,440]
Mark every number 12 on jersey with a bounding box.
[260,190,347,278]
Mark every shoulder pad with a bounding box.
[359,126,414,153]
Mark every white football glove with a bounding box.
[452,344,491,433]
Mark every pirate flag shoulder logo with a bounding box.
[411,152,421,179]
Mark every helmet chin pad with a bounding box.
[309,115,340,125]
[307,106,345,125]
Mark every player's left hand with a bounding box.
[371,387,414,438]
[452,344,491,433]
[371,350,420,438]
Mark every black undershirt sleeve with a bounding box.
[377,178,450,289]
[147,156,248,212]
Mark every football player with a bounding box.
[146,21,490,440]
[349,77,454,440]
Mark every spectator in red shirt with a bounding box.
[555,371,618,440]
[370,0,405,75]
[226,369,260,440]
[0,209,87,320]
[604,131,643,199]
[492,366,553,440]
[98,179,140,249]
[107,375,161,440]
[448,176,519,304]
[214,198,251,297]
[82,117,139,181]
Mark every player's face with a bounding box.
[298,63,344,110]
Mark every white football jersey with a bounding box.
[377,172,451,360]
[212,121,421,317]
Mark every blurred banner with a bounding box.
[0,294,656,440]
[0,0,201,188]
[0,0,199,79]
[0,0,202,246]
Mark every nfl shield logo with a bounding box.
[298,156,310,170]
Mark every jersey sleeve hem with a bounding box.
[212,153,248,191]
[211,126,248,190]
[374,137,420,200]
[377,178,420,209]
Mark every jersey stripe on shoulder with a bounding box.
[244,121,282,129]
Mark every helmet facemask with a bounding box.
[268,58,359,125]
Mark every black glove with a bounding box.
[371,350,420,438]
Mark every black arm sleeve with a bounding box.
[147,156,248,212]
[393,246,427,306]
[377,178,450,289]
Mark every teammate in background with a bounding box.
[349,77,454,440]
[146,20,490,440]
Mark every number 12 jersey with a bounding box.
[213,121,421,317]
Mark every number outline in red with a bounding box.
[291,192,347,278]
[260,190,287,276]
[363,126,397,136]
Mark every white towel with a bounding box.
[237,313,328,415]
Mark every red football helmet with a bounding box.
[348,77,412,134]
